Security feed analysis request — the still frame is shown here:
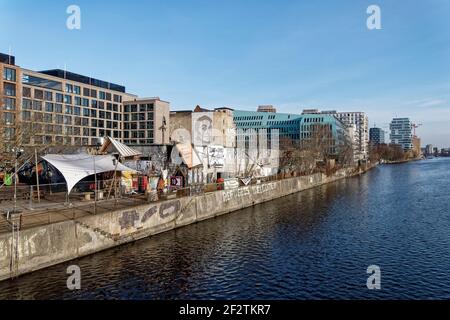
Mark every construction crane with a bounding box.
[412,123,422,137]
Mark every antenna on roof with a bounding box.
[64,63,67,79]
[8,45,12,64]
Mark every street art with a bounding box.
[141,206,158,224]
[223,187,251,202]
[159,200,181,219]
[255,182,277,194]
[119,210,140,230]
[222,182,278,202]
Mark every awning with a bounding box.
[42,154,136,194]
[99,136,142,158]
[173,143,202,168]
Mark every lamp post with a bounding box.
[11,147,24,214]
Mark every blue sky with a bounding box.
[1,0,449,146]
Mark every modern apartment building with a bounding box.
[320,110,369,161]
[0,53,169,151]
[0,53,20,147]
[369,127,385,145]
[390,118,413,150]
[425,144,433,156]
[123,98,170,146]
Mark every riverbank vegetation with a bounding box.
[369,143,420,163]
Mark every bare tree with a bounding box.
[279,124,354,176]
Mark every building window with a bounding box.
[33,89,44,100]
[22,99,32,110]
[56,93,64,103]
[33,100,42,111]
[3,83,16,96]
[99,91,106,100]
[65,84,73,93]
[74,86,81,95]
[3,67,16,82]
[64,95,72,104]
[65,105,73,114]
[55,104,63,113]
[22,87,32,98]
[45,102,54,112]
[3,112,15,124]
[44,91,53,101]
[22,111,31,121]
[43,113,53,123]
[4,97,15,110]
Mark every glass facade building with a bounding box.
[369,127,385,145]
[233,110,350,156]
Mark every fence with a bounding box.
[0,166,360,235]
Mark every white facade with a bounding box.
[323,111,369,161]
[390,118,413,150]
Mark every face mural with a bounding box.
[193,113,213,146]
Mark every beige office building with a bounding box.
[0,53,169,152]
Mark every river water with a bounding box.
[1,158,450,299]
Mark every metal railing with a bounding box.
[0,167,361,235]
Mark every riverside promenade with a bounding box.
[0,164,373,281]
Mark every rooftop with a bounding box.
[39,69,126,93]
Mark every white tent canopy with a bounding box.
[42,154,136,194]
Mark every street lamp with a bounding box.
[11,147,24,215]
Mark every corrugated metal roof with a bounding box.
[101,136,143,158]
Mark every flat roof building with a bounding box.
[233,110,351,158]
[0,53,169,151]
[390,118,413,150]
[369,127,385,145]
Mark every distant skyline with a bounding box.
[1,0,449,147]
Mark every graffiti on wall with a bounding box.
[222,182,278,202]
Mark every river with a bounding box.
[1,158,450,299]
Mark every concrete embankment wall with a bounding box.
[0,167,360,281]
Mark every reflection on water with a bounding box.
[1,158,450,299]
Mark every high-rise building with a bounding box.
[390,118,413,150]
[312,110,369,161]
[369,127,385,145]
[425,144,433,156]
[0,53,170,150]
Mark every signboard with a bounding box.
[224,178,239,190]
[170,176,183,188]
[208,146,225,167]
[240,177,252,186]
